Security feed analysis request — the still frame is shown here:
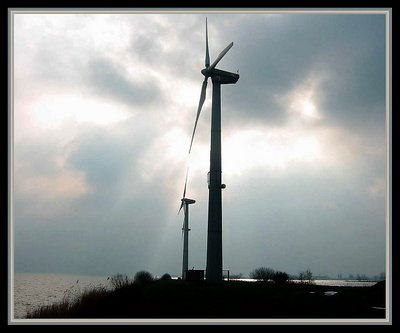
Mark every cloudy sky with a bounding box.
[11,10,389,278]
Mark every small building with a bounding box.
[185,269,204,282]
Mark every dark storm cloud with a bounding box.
[215,14,386,130]
[87,57,163,108]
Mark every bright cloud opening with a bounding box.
[222,128,324,176]
[289,97,321,122]
[27,93,132,128]
[301,100,318,119]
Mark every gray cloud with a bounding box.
[87,57,163,108]
[215,14,386,131]
[14,117,178,276]
[67,130,129,190]
[222,164,386,277]
[129,14,204,76]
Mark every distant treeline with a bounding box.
[230,269,385,282]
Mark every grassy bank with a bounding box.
[26,279,385,319]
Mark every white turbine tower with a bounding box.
[178,170,195,280]
[188,19,239,283]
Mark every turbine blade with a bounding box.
[205,18,210,68]
[178,201,184,215]
[209,42,233,70]
[178,168,189,215]
[182,168,188,199]
[188,78,208,154]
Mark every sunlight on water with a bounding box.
[227,278,377,287]
[13,273,111,319]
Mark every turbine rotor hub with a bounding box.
[201,68,211,77]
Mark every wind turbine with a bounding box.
[178,170,195,280]
[189,19,239,283]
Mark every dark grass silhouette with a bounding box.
[26,276,386,319]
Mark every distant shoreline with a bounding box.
[13,271,381,284]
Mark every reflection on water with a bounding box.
[229,278,377,287]
[310,279,377,287]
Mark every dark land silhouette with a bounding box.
[26,277,385,319]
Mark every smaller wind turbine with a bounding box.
[178,169,196,280]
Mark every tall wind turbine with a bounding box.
[189,19,239,283]
[178,170,196,280]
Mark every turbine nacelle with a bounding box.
[201,68,239,84]
[201,68,211,78]
[181,198,196,205]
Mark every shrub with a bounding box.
[134,271,154,284]
[272,271,289,284]
[298,268,314,284]
[250,267,275,282]
[110,274,132,289]
[160,273,172,281]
